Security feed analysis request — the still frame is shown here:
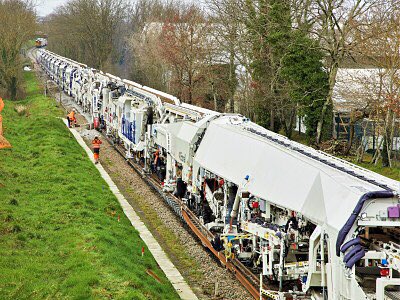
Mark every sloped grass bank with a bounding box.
[0,72,179,299]
[351,157,400,182]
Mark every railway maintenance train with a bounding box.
[37,49,400,300]
[35,38,48,48]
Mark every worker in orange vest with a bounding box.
[92,136,102,164]
[67,109,76,128]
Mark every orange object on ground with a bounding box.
[0,97,11,149]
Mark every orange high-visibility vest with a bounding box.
[92,139,102,149]
[68,111,75,120]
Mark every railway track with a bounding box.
[105,137,271,300]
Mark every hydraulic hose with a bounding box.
[336,190,394,257]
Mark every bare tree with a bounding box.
[129,22,170,91]
[159,5,212,105]
[127,0,183,90]
[46,0,130,72]
[309,0,381,144]
[353,3,400,167]
[334,68,378,155]
[0,0,36,100]
[207,0,242,112]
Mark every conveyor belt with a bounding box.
[386,291,400,300]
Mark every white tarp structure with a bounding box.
[166,122,200,164]
[194,118,399,234]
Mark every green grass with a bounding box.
[25,39,37,48]
[290,131,400,182]
[0,72,179,299]
[344,154,400,182]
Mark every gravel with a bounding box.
[80,129,99,140]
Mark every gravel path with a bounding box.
[33,58,253,300]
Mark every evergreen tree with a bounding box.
[265,0,294,138]
[245,0,277,130]
[280,31,330,141]
[245,0,330,140]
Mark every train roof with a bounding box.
[194,116,399,233]
[41,50,87,68]
[181,103,219,116]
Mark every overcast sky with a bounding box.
[37,0,69,16]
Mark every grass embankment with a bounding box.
[291,132,400,182]
[0,72,179,299]
[347,155,400,182]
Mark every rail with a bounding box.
[105,136,275,300]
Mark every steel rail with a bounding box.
[104,137,273,300]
